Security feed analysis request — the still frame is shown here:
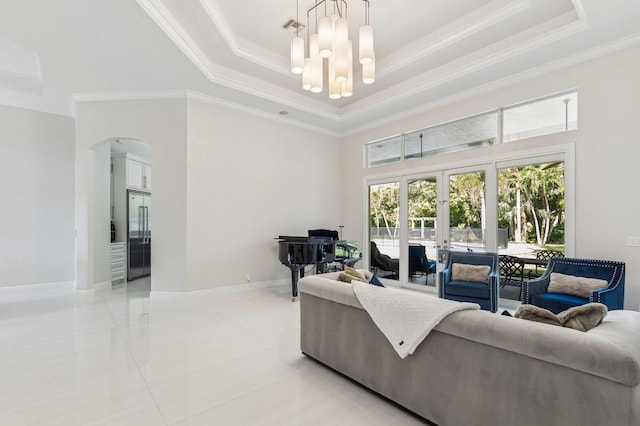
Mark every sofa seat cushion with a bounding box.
[531,292,588,314]
[445,280,490,299]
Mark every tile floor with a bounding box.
[0,278,427,425]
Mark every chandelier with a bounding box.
[289,0,374,99]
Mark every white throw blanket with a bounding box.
[352,281,479,358]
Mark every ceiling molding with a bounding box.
[71,88,338,136]
[0,34,44,95]
[341,10,588,119]
[136,0,217,81]
[0,88,73,117]
[138,0,591,126]
[198,0,292,77]
[57,29,640,136]
[199,62,341,121]
[343,31,640,138]
[73,90,188,104]
[378,0,533,79]
[186,90,340,137]
[136,0,339,122]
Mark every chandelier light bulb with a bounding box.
[309,33,319,58]
[341,40,353,97]
[363,52,375,84]
[289,0,373,99]
[328,57,341,99]
[359,25,374,65]
[302,58,311,90]
[334,17,348,48]
[318,16,334,58]
[291,37,304,74]
[310,55,323,93]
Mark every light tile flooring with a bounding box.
[0,279,427,425]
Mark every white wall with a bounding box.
[75,97,340,292]
[92,143,111,285]
[75,98,188,292]
[185,100,342,290]
[0,105,75,287]
[341,44,640,310]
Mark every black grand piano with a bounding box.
[277,231,361,300]
[277,235,337,300]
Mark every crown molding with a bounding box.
[378,0,532,79]
[0,89,73,117]
[342,9,588,119]
[71,88,338,136]
[137,0,592,127]
[198,0,292,78]
[136,0,339,122]
[343,31,640,137]
[186,90,339,137]
[0,68,43,95]
[136,0,217,81]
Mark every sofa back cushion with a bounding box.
[452,263,490,284]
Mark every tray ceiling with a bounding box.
[0,0,639,135]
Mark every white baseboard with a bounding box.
[92,280,112,291]
[0,280,75,291]
[150,278,290,301]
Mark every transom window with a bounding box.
[365,90,577,168]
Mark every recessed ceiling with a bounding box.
[0,0,639,135]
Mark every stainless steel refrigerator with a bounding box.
[127,191,151,280]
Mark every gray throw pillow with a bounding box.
[547,273,608,298]
[514,303,608,332]
[343,267,367,282]
[558,303,608,332]
[514,305,563,327]
[451,263,490,284]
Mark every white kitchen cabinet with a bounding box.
[126,155,151,191]
[110,242,127,282]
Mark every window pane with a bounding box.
[503,92,577,142]
[449,171,486,252]
[405,112,497,158]
[407,177,438,286]
[497,162,565,301]
[366,136,401,167]
[369,182,400,281]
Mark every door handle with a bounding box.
[143,206,147,244]
[144,206,150,244]
[139,206,144,241]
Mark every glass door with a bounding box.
[405,175,439,288]
[497,159,566,301]
[443,165,497,254]
[368,181,401,283]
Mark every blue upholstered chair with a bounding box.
[438,251,499,312]
[522,257,625,314]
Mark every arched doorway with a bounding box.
[86,137,152,289]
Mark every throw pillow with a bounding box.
[369,274,386,287]
[338,272,366,283]
[451,263,490,284]
[558,303,608,332]
[514,305,563,327]
[344,267,367,282]
[547,273,608,298]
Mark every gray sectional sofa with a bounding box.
[299,271,640,426]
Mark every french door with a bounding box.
[367,164,496,290]
[442,165,497,255]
